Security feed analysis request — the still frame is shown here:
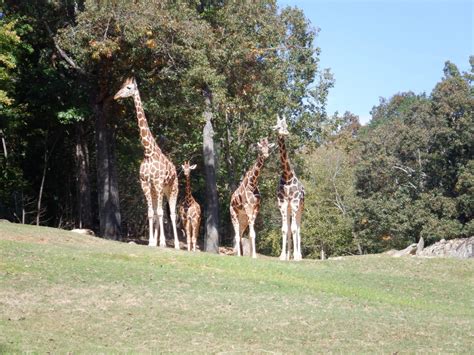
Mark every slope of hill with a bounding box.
[1,222,473,352]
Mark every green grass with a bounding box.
[1,223,473,353]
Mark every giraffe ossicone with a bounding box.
[114,76,180,249]
[179,161,201,252]
[230,137,275,258]
[273,114,304,261]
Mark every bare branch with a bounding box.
[103,16,112,40]
[0,129,7,159]
[44,22,86,75]
[393,165,415,175]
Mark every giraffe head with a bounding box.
[256,138,275,158]
[182,161,197,177]
[114,77,137,100]
[272,114,290,136]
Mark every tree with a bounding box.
[353,60,473,251]
[299,112,360,258]
[2,1,333,257]
[202,88,219,252]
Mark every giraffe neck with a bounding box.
[133,91,161,156]
[185,174,193,204]
[278,135,294,182]
[246,154,265,188]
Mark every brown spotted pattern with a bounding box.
[274,116,304,261]
[178,162,201,252]
[230,138,274,258]
[114,77,179,249]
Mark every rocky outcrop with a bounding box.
[70,228,95,236]
[385,243,417,257]
[417,237,473,259]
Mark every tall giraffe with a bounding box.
[230,138,275,258]
[114,77,179,249]
[273,115,304,261]
[179,161,201,252]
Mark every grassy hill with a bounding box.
[1,222,473,353]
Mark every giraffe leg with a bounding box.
[278,200,289,260]
[249,220,257,259]
[290,211,300,261]
[179,206,187,250]
[141,179,156,247]
[286,213,292,260]
[185,219,191,252]
[248,203,260,259]
[295,201,304,261]
[168,181,180,250]
[230,206,241,256]
[154,189,166,248]
[192,217,200,252]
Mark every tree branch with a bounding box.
[44,22,86,75]
[393,165,415,175]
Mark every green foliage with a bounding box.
[353,60,473,252]
[57,107,89,124]
[0,19,20,106]
[301,145,356,257]
[1,1,327,242]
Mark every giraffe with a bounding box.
[273,115,305,261]
[114,77,180,249]
[230,138,275,258]
[179,161,201,252]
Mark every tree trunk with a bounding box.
[202,88,219,253]
[75,122,92,229]
[94,94,121,240]
[0,129,7,159]
[36,134,58,226]
[353,231,363,255]
[36,147,48,226]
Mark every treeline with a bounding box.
[1,1,472,258]
[302,61,473,257]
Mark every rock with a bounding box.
[70,228,95,236]
[416,236,424,255]
[128,241,137,245]
[219,246,235,256]
[417,237,473,259]
[391,243,417,257]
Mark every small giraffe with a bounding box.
[273,115,304,261]
[179,161,201,252]
[230,138,275,258]
[114,77,180,249]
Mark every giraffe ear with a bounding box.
[268,143,276,149]
[257,142,262,149]
[190,164,197,170]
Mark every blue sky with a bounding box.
[278,0,473,123]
